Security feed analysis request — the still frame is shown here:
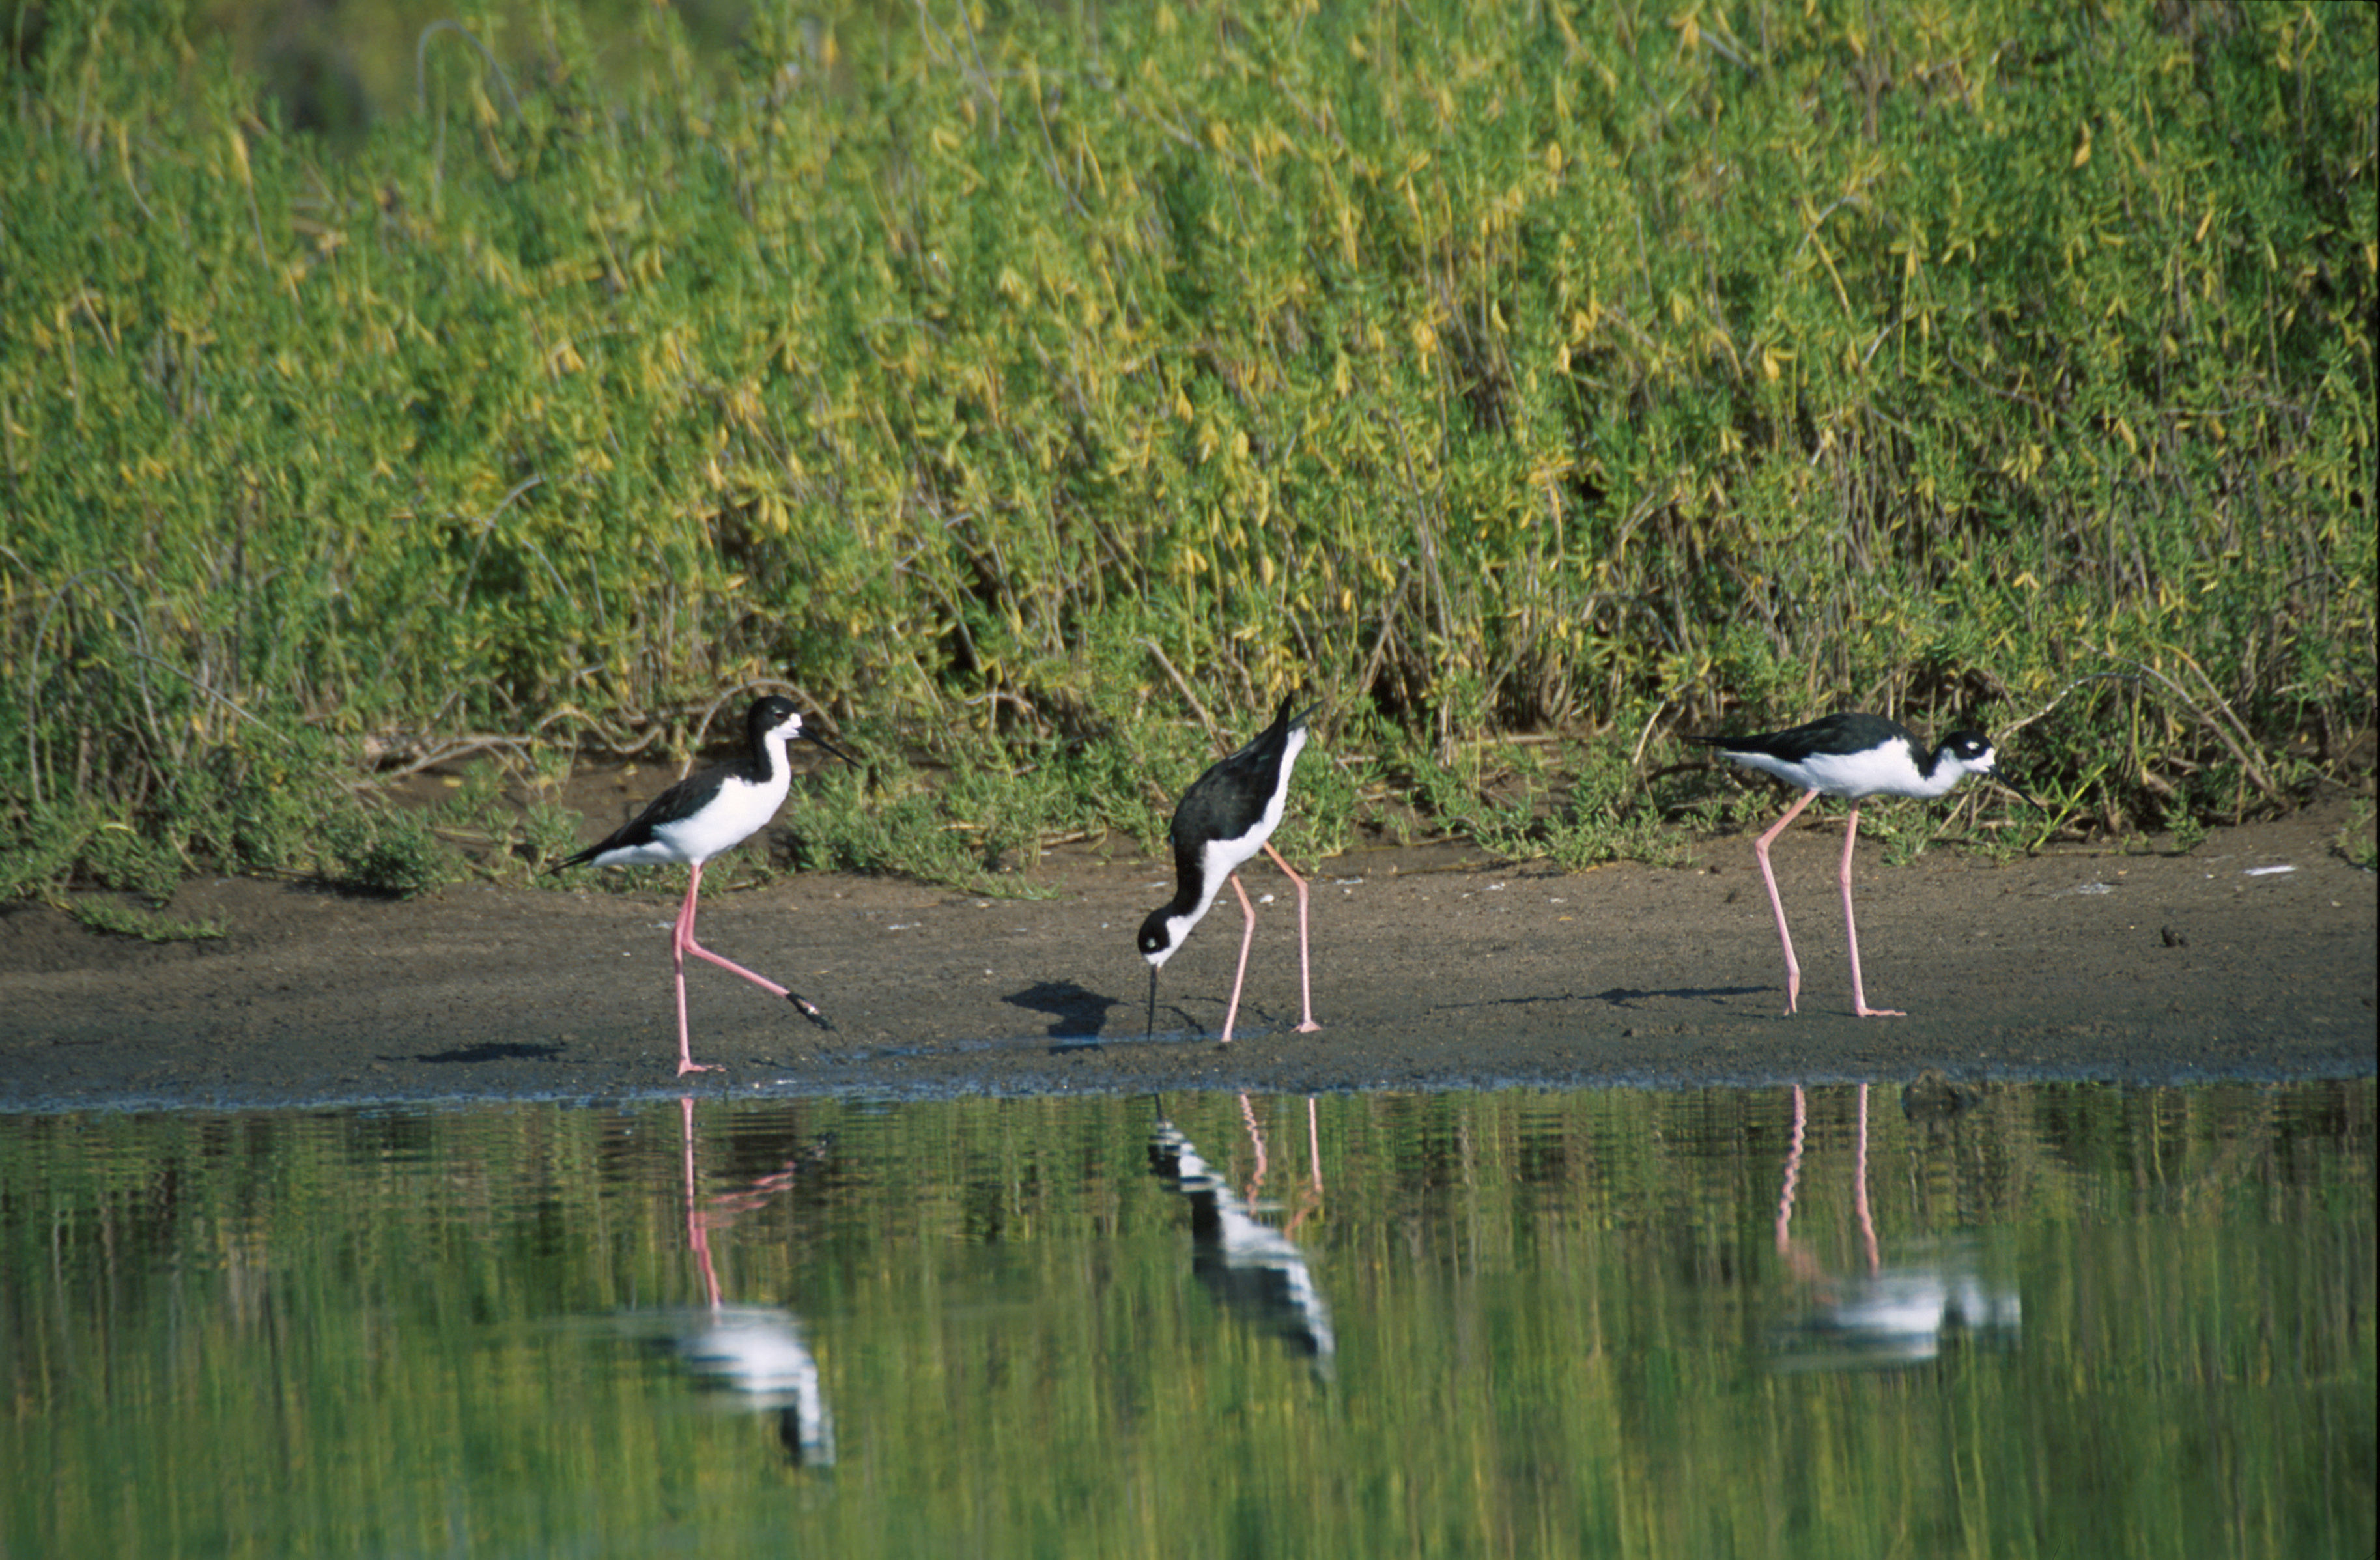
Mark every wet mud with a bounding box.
[3,800,2372,1111]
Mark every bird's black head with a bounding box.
[750,695,804,741]
[1940,730,1996,772]
[750,695,858,766]
[1136,909,1170,959]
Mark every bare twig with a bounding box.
[416,21,520,116]
[2000,657,2285,812]
[375,734,535,780]
[532,703,664,759]
[1141,638,1226,756]
[2159,650,2284,804]
[1628,698,1673,769]
[1998,670,2143,741]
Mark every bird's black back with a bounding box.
[553,696,802,868]
[1170,698,1318,853]
[1682,711,1918,765]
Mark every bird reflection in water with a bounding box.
[657,1097,836,1467]
[1148,1095,1335,1379]
[1768,1083,2020,1372]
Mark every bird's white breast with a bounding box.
[1798,745,1932,798]
[659,771,791,861]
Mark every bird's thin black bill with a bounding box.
[804,730,861,767]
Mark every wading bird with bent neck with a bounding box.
[1687,712,2002,1019]
[553,695,855,1075]
[1139,696,1324,1046]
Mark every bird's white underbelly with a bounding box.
[1744,745,1936,799]
[654,774,791,864]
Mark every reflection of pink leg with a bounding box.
[1262,842,1320,1032]
[1839,805,1905,1017]
[681,1096,699,1242]
[1854,1083,1879,1271]
[1239,1092,1268,1208]
[1774,1085,1819,1281]
[681,1096,724,1309]
[1218,873,1258,1045]
[1776,1084,1806,1254]
[1752,791,1819,1014]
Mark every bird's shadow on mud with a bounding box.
[1439,986,1770,1015]
[1004,980,1124,1049]
[412,1042,567,1064]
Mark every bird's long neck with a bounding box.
[1908,741,1976,797]
[743,730,791,787]
[1166,870,1219,927]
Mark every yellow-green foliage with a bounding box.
[1,0,2372,889]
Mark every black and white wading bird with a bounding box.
[552,696,855,1075]
[1139,696,1323,1045]
[1687,712,2002,1018]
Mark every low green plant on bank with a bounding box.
[2336,802,2379,873]
[66,899,227,943]
[1,1,2370,903]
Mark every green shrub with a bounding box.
[322,807,455,898]
[1,1,2368,892]
[66,900,226,942]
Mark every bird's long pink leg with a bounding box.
[671,866,718,1075]
[675,865,834,1036]
[1752,789,1819,1014]
[1217,873,1260,1045]
[1840,803,1905,1017]
[1261,841,1321,1033]
[684,922,793,999]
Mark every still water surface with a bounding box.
[4,1080,2370,1558]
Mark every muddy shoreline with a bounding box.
[3,801,2372,1113]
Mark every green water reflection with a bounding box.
[3,1081,2370,1558]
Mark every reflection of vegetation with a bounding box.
[1,1083,2370,1557]
[3,3,2371,905]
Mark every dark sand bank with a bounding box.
[4,800,2371,1112]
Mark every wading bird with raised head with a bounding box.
[1687,712,2002,1018]
[1139,696,1323,1045]
[552,695,855,1074]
